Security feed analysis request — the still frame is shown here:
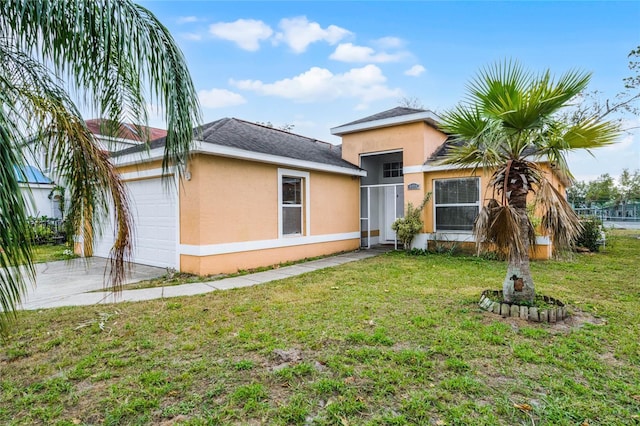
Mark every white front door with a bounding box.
[384,186,397,242]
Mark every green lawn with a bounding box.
[1,231,639,425]
[32,244,77,263]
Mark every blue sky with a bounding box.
[140,1,640,181]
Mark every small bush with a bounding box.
[575,217,605,252]
[392,193,431,251]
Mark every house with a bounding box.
[332,107,565,259]
[85,107,565,273]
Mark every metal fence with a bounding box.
[574,205,640,222]
[28,217,67,245]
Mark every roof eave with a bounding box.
[330,111,442,136]
[114,142,366,177]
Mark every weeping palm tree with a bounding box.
[440,62,619,304]
[0,0,200,332]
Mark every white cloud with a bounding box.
[274,16,351,53]
[177,16,199,24]
[181,32,203,41]
[209,19,273,51]
[198,88,247,109]
[373,36,405,49]
[404,64,426,77]
[231,64,402,107]
[329,43,405,63]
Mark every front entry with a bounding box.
[359,151,404,248]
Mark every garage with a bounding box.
[92,177,177,269]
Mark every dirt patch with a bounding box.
[484,308,606,334]
[546,309,606,333]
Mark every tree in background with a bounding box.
[585,174,620,206]
[441,61,619,304]
[397,96,425,109]
[570,169,640,210]
[566,46,639,129]
[566,181,588,206]
[619,169,640,203]
[0,0,200,333]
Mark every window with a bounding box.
[434,178,480,231]
[279,169,309,237]
[383,161,403,178]
[282,177,303,235]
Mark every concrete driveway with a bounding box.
[18,257,165,311]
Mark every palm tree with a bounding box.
[0,0,200,332]
[440,62,619,304]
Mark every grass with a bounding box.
[121,251,351,291]
[32,244,77,263]
[1,230,639,425]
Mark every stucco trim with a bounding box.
[412,233,551,246]
[114,144,366,177]
[18,183,55,189]
[423,164,475,172]
[119,168,167,181]
[179,232,360,256]
[403,165,424,174]
[360,149,403,157]
[330,111,441,135]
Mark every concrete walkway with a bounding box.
[19,248,391,311]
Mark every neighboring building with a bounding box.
[85,107,566,273]
[15,165,58,218]
[19,119,167,218]
[84,119,168,153]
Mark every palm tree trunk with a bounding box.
[503,207,535,304]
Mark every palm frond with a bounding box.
[0,109,34,336]
[0,33,135,330]
[562,119,620,149]
[474,199,535,259]
[535,178,583,252]
[0,0,201,176]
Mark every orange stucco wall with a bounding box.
[178,154,360,275]
[310,171,360,235]
[180,155,277,245]
[340,122,447,167]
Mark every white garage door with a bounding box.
[92,177,177,268]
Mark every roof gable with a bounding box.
[339,107,427,126]
[331,107,442,136]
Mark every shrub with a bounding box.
[575,216,605,252]
[27,216,66,245]
[391,193,431,251]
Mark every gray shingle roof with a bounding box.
[339,107,427,127]
[426,139,541,165]
[115,118,359,171]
